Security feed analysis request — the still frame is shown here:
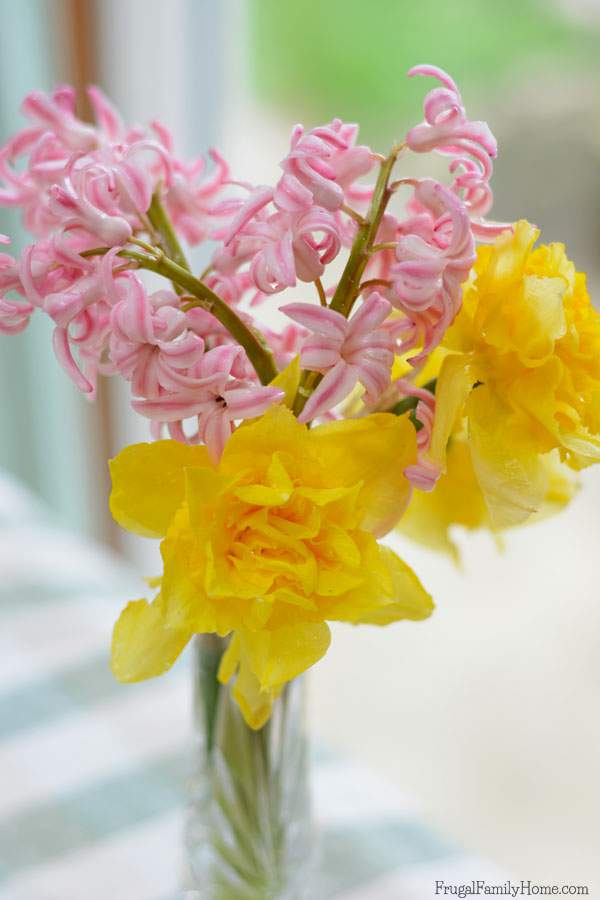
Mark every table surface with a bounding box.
[0,476,506,899]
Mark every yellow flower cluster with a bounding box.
[400,434,577,560]
[400,220,597,552]
[108,221,598,721]
[110,406,433,728]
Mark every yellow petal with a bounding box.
[483,219,539,290]
[270,355,301,408]
[295,484,358,506]
[514,275,566,364]
[241,621,331,690]
[357,547,434,624]
[221,405,311,479]
[111,595,191,682]
[160,530,217,634]
[233,657,279,730]
[323,542,433,625]
[561,429,600,467]
[234,482,291,506]
[310,413,417,537]
[217,633,241,684]
[393,346,448,384]
[467,385,547,527]
[267,452,294,492]
[528,451,578,523]
[217,634,281,730]
[398,436,488,561]
[430,353,473,468]
[234,452,295,505]
[160,509,246,636]
[185,466,235,531]
[109,441,211,538]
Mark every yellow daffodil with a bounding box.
[399,433,577,561]
[109,406,433,728]
[429,220,600,528]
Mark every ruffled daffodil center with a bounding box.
[108,404,432,728]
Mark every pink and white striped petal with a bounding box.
[297,360,359,424]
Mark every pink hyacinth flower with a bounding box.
[110,284,206,401]
[277,119,374,213]
[0,295,34,335]
[395,380,440,492]
[390,178,475,361]
[154,123,231,246]
[406,65,510,241]
[282,292,394,423]
[0,239,33,334]
[406,65,496,158]
[0,82,228,252]
[220,197,342,295]
[132,343,284,462]
[21,86,98,153]
[47,179,132,246]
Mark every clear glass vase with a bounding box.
[184,635,314,899]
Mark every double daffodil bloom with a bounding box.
[429,220,600,528]
[399,434,577,561]
[109,405,433,728]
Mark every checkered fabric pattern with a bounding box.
[0,474,506,899]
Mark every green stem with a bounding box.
[82,246,278,386]
[292,147,401,417]
[193,634,227,756]
[329,147,400,318]
[314,277,327,307]
[136,254,278,386]
[389,378,437,431]
[147,193,191,272]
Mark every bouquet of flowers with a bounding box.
[1,65,597,896]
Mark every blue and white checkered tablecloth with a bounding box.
[0,475,507,899]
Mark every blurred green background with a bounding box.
[247,0,600,272]
[250,0,596,144]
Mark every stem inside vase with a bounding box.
[185,635,313,899]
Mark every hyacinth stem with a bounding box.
[314,277,327,307]
[82,246,278,386]
[131,253,278,385]
[293,145,401,417]
[389,378,437,431]
[389,378,437,416]
[329,145,401,319]
[147,193,192,273]
[146,193,278,384]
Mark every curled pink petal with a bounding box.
[223,186,274,246]
[201,409,234,463]
[273,174,313,213]
[52,325,94,393]
[277,118,374,213]
[392,380,441,492]
[406,65,499,228]
[223,385,283,418]
[133,395,208,422]
[0,296,34,334]
[298,360,359,423]
[404,458,441,492]
[282,302,347,339]
[287,292,394,421]
[87,86,124,141]
[346,292,391,334]
[389,179,475,359]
